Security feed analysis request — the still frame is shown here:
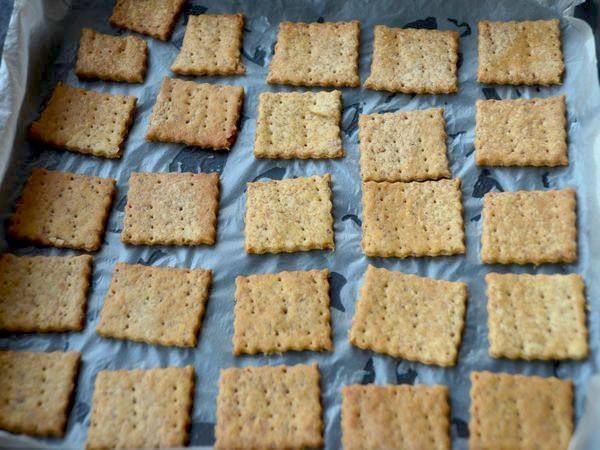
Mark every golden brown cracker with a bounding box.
[109,0,186,41]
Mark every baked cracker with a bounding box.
[342,384,451,450]
[359,107,450,182]
[0,351,80,437]
[267,21,360,88]
[469,371,573,450]
[244,174,334,254]
[233,269,332,355]
[481,189,577,265]
[361,178,465,258]
[365,26,459,94]
[28,83,137,158]
[486,273,587,360]
[122,171,220,246]
[0,254,92,333]
[8,168,116,252]
[254,91,344,159]
[97,263,212,347]
[109,0,186,41]
[215,364,323,450]
[146,77,244,150]
[86,366,194,450]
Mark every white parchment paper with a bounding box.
[0,0,599,449]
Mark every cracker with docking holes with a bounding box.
[109,0,186,41]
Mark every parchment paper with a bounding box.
[0,0,598,449]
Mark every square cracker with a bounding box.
[86,366,194,450]
[215,364,323,450]
[359,107,450,182]
[97,263,212,347]
[171,14,245,76]
[365,26,459,94]
[481,189,577,265]
[0,254,92,333]
[146,77,244,150]
[469,372,573,450]
[477,19,564,86]
[361,178,465,258]
[9,168,116,252]
[267,21,360,88]
[109,0,186,41]
[244,174,334,254]
[75,28,148,83]
[233,269,332,355]
[475,96,568,167]
[254,91,344,159]
[486,273,587,360]
[122,171,219,246]
[350,265,467,366]
[342,384,450,450]
[0,351,80,437]
[28,83,137,158]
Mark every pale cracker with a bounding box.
[359,107,450,182]
[97,263,212,347]
[267,21,360,88]
[171,14,245,76]
[233,269,332,355]
[477,19,564,86]
[146,77,244,150]
[341,384,450,450]
[469,371,573,450]
[475,96,568,167]
[481,189,577,265]
[350,265,467,366]
[0,351,80,437]
[254,91,344,159]
[0,254,92,333]
[365,26,459,94]
[486,273,587,360]
[361,178,465,258]
[75,28,147,83]
[215,364,323,450]
[28,83,137,158]
[9,168,116,251]
[122,171,220,246]
[244,174,334,254]
[109,0,186,41]
[86,366,194,450]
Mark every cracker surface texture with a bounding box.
[215,364,323,450]
[254,91,344,159]
[475,96,567,166]
[122,171,220,246]
[234,269,332,355]
[267,21,360,87]
[477,19,564,85]
[76,28,148,83]
[0,254,92,333]
[350,265,467,366]
[245,174,334,254]
[28,83,137,158]
[486,273,587,360]
[469,371,573,450]
[9,168,116,251]
[86,366,194,450]
[481,189,577,265]
[171,14,245,76]
[365,26,459,94]
[110,0,186,41]
[342,384,450,450]
[359,108,450,182]
[98,263,212,347]
[146,77,244,150]
[362,178,465,258]
[0,351,80,437]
